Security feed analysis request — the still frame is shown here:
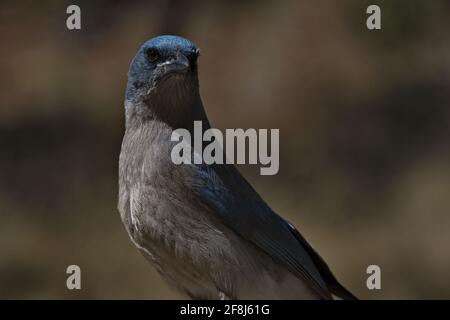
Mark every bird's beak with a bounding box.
[158,53,190,75]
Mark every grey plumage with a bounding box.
[118,35,356,300]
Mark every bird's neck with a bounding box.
[124,94,211,133]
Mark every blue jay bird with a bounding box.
[118,35,356,300]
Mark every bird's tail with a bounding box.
[329,282,358,300]
[286,222,358,300]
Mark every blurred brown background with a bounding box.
[1,0,449,299]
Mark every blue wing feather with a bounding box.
[185,164,332,299]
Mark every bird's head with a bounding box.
[125,35,201,127]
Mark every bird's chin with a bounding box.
[160,70,188,81]
[151,72,183,89]
[146,73,193,108]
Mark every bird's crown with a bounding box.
[141,35,199,58]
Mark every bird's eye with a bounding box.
[145,48,160,63]
[187,48,200,64]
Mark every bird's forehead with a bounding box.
[143,35,197,53]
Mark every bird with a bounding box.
[118,35,357,300]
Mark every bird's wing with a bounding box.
[183,163,333,299]
[286,223,358,300]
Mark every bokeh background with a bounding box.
[1,0,449,299]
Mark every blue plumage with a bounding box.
[119,35,356,300]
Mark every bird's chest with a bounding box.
[118,125,235,296]
[123,180,229,298]
[118,125,174,233]
[120,152,214,262]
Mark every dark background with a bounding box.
[1,0,449,299]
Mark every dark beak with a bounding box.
[159,53,190,75]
